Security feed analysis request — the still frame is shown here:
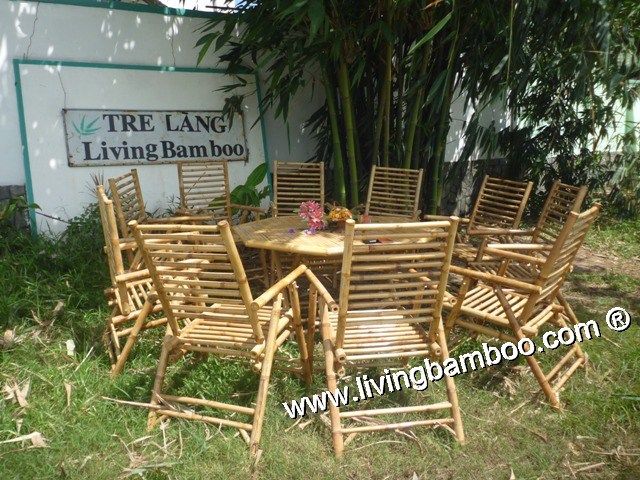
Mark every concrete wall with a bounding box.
[0,0,321,232]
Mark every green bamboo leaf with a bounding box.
[408,12,452,55]
[308,0,324,41]
[245,163,268,188]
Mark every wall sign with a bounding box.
[63,109,248,166]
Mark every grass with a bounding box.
[0,211,639,480]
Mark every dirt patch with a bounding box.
[572,247,640,280]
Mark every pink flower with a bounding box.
[299,201,325,232]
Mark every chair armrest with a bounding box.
[450,265,541,294]
[229,203,267,214]
[119,238,137,251]
[114,268,151,284]
[146,214,212,224]
[304,269,338,312]
[251,264,308,311]
[467,227,535,237]
[486,243,552,251]
[481,247,546,265]
[424,214,468,223]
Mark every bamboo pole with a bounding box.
[337,55,359,207]
[322,68,347,206]
[249,293,283,456]
[320,303,344,457]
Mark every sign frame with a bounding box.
[62,108,250,167]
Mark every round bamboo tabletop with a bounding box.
[232,215,412,257]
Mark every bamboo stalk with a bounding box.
[337,55,359,207]
[322,68,347,206]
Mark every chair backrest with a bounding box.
[364,166,424,220]
[130,220,265,342]
[96,185,126,284]
[533,204,600,302]
[108,169,147,236]
[273,160,324,216]
[97,184,151,315]
[334,218,458,348]
[531,180,587,245]
[177,160,231,220]
[467,175,533,231]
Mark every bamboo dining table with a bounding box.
[232,215,413,257]
[232,215,414,281]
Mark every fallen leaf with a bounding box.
[16,380,30,407]
[52,301,65,320]
[2,379,30,408]
[1,329,16,349]
[0,431,47,448]
[64,382,72,407]
[509,467,516,479]
[66,339,76,357]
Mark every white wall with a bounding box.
[0,0,321,232]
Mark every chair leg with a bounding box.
[288,283,312,386]
[436,320,465,443]
[148,336,174,430]
[105,308,122,365]
[249,294,283,456]
[259,249,269,287]
[556,292,580,326]
[495,288,561,409]
[320,313,343,457]
[111,299,154,377]
[305,286,318,382]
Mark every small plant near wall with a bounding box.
[229,162,271,208]
[0,196,39,228]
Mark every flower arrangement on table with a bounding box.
[297,201,364,234]
[326,205,352,231]
[298,200,325,234]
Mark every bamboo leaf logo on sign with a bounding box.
[72,115,101,136]
[63,109,248,167]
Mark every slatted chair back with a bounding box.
[97,185,126,284]
[531,180,587,246]
[177,160,231,220]
[531,204,600,302]
[130,221,265,343]
[108,169,147,236]
[273,160,324,216]
[334,218,458,348]
[467,175,533,231]
[96,185,152,311]
[364,166,424,220]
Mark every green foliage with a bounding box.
[198,0,640,216]
[0,195,39,225]
[459,0,640,216]
[229,162,271,207]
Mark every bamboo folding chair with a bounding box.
[445,204,601,408]
[463,180,587,280]
[96,185,165,376]
[177,160,267,222]
[130,220,328,455]
[310,218,464,456]
[177,160,269,285]
[425,175,533,263]
[364,165,424,220]
[272,160,324,216]
[108,169,212,238]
